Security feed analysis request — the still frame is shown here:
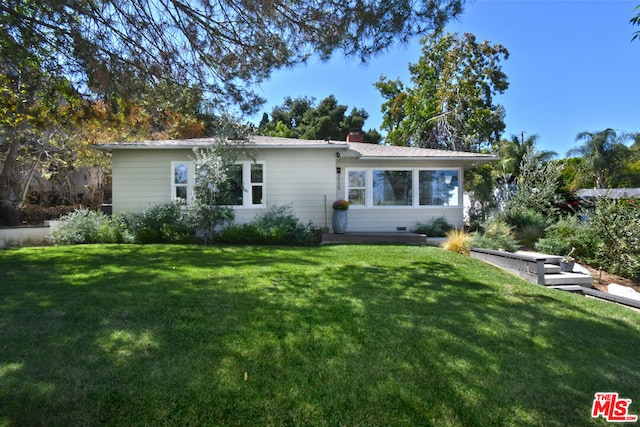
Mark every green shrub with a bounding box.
[414,216,453,237]
[51,208,131,245]
[220,205,322,246]
[588,197,640,280]
[129,201,192,244]
[534,216,601,265]
[471,217,520,252]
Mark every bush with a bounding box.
[220,204,322,246]
[442,228,471,255]
[415,216,453,237]
[534,216,601,265]
[503,207,552,248]
[51,208,131,245]
[588,197,640,280]
[471,217,520,252]
[128,201,193,244]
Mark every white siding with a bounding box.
[112,148,337,228]
[112,150,190,214]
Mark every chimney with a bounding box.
[346,128,364,143]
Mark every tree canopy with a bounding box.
[258,95,382,143]
[376,32,509,151]
[1,0,465,114]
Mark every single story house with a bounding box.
[95,134,496,232]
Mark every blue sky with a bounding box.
[251,0,640,157]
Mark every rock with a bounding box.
[608,284,640,301]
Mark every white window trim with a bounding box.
[170,160,265,208]
[345,167,462,208]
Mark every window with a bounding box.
[345,167,460,207]
[348,170,366,205]
[419,170,459,206]
[373,170,412,206]
[171,161,264,207]
[171,162,194,203]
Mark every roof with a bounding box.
[93,135,497,165]
[93,135,348,150]
[577,188,640,199]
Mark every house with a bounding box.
[94,135,496,232]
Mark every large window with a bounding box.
[171,161,264,207]
[418,170,459,206]
[373,170,412,206]
[345,168,460,207]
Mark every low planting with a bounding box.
[1,244,639,426]
[51,202,323,246]
[414,216,453,237]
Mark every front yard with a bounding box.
[1,244,639,426]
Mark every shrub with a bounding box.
[588,197,640,280]
[129,201,192,244]
[415,216,454,237]
[442,228,471,255]
[534,216,601,265]
[51,208,131,245]
[471,217,520,252]
[220,204,322,246]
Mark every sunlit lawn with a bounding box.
[1,244,639,426]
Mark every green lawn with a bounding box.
[1,244,639,426]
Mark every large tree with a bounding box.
[498,133,556,177]
[0,0,466,225]
[376,32,509,151]
[258,95,382,143]
[567,128,634,189]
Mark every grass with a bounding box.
[1,244,639,426]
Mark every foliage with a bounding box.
[464,163,496,227]
[1,0,464,117]
[504,147,563,218]
[50,208,131,245]
[332,199,350,210]
[128,201,192,244]
[471,217,520,252]
[497,133,556,177]
[258,95,382,143]
[220,205,322,246]
[588,197,640,280]
[567,128,635,189]
[631,5,640,41]
[185,122,254,243]
[442,228,471,255]
[503,207,551,248]
[415,216,453,237]
[534,216,602,266]
[376,32,509,151]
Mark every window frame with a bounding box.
[171,160,265,208]
[345,167,461,208]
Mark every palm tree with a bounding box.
[498,133,556,177]
[567,129,633,189]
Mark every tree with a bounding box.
[258,95,382,143]
[1,0,465,114]
[567,129,634,189]
[498,133,556,177]
[376,32,509,151]
[631,5,640,41]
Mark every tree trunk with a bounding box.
[0,135,22,226]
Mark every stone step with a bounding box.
[544,263,561,274]
[544,272,594,286]
[515,251,562,265]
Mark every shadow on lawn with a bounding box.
[1,245,639,426]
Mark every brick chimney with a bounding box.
[346,129,364,143]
